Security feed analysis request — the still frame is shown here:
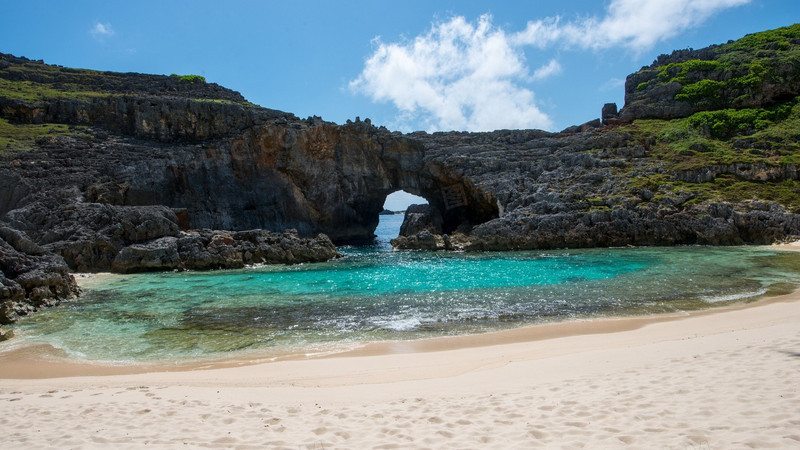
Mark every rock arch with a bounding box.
[202,120,503,244]
[54,119,500,246]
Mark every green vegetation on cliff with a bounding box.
[170,73,206,83]
[627,97,800,162]
[0,117,87,155]
[620,98,800,210]
[636,24,800,108]
[617,24,800,212]
[0,77,110,102]
[0,53,250,106]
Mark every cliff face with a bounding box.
[3,24,800,326]
[394,128,800,251]
[619,24,800,122]
[0,52,501,245]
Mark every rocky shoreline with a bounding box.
[0,224,340,326]
[3,24,800,327]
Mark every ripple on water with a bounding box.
[3,244,800,363]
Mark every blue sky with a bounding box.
[2,1,798,133]
[1,1,798,208]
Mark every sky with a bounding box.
[1,0,798,209]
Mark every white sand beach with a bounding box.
[1,283,799,448]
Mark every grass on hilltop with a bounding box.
[0,117,88,156]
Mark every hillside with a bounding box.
[615,24,800,212]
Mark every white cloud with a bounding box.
[514,0,752,51]
[351,0,750,132]
[90,22,114,39]
[532,59,562,81]
[600,77,626,91]
[350,14,552,132]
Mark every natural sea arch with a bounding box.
[376,190,429,242]
[308,138,502,244]
[128,122,501,245]
[383,190,427,212]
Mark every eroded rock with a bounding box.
[0,226,79,325]
[111,229,341,273]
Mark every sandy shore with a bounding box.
[0,286,798,448]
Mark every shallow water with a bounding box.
[3,214,800,363]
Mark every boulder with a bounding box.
[398,204,443,236]
[601,103,619,125]
[111,237,181,273]
[0,226,79,325]
[111,229,341,273]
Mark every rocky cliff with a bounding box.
[395,24,800,250]
[619,24,800,122]
[2,24,800,327]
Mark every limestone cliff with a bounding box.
[619,24,800,122]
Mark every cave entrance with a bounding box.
[375,190,428,248]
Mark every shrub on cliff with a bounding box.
[686,99,797,139]
[624,24,800,121]
[170,73,206,83]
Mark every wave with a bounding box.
[701,288,767,304]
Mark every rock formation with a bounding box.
[111,229,339,273]
[619,26,800,122]
[2,24,800,326]
[0,226,78,325]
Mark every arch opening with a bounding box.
[374,190,429,248]
[382,191,428,213]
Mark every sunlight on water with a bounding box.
[3,215,800,363]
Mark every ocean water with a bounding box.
[3,213,800,364]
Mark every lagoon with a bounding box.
[3,214,800,363]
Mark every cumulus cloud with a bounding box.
[600,77,627,91]
[532,59,562,81]
[351,0,750,132]
[350,15,551,132]
[90,22,114,39]
[513,0,752,51]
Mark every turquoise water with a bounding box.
[3,214,800,363]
